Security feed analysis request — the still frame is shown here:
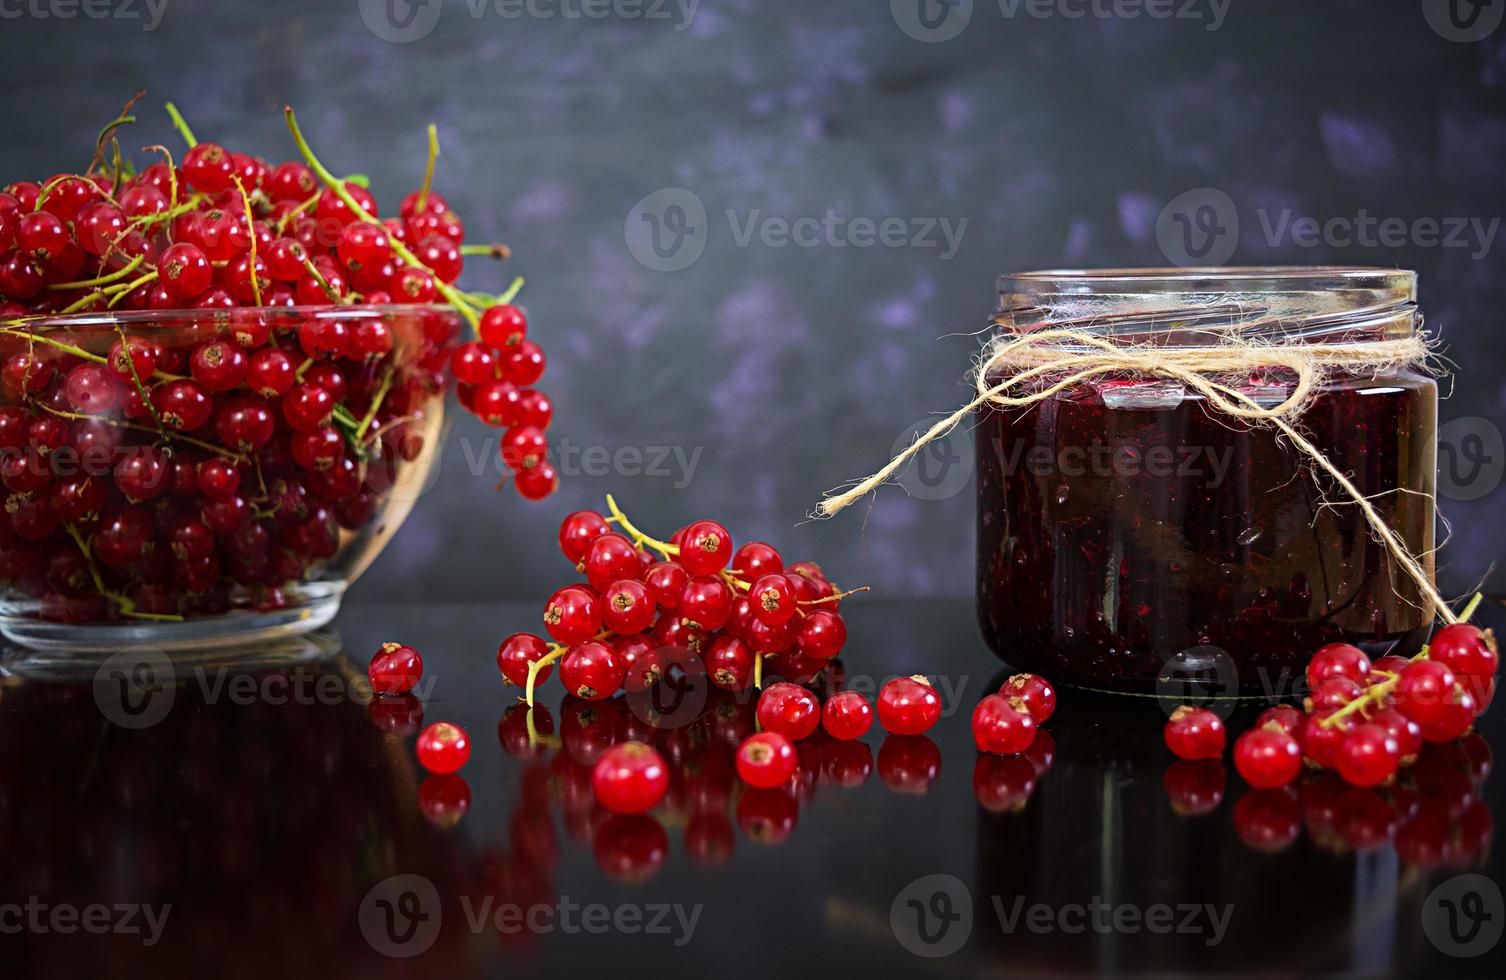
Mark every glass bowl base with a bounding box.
[0,583,345,654]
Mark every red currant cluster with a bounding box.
[497,495,862,706]
[1165,612,1496,790]
[0,100,552,623]
[1161,601,1497,859]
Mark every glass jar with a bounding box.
[975,268,1437,694]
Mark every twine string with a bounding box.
[816,327,1452,623]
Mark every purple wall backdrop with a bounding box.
[1,0,1501,602]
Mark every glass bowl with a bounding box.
[0,304,459,652]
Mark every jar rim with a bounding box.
[996,267,1418,342]
[1001,266,1414,296]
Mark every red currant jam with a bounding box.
[975,269,1437,693]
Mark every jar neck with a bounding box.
[995,267,1419,346]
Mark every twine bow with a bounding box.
[817,327,1454,623]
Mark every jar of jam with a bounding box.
[976,268,1437,694]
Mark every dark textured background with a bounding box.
[1,0,1502,603]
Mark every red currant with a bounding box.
[1305,642,1371,690]
[1428,624,1498,683]
[819,690,871,740]
[876,675,941,735]
[1233,726,1301,788]
[592,741,669,815]
[678,519,732,576]
[1336,722,1400,787]
[756,682,820,741]
[1163,706,1226,761]
[602,578,656,635]
[561,640,625,700]
[1000,673,1056,725]
[736,732,797,789]
[497,632,553,687]
[543,585,602,646]
[1395,660,1458,726]
[479,304,528,350]
[972,694,1037,755]
[583,533,640,592]
[559,510,610,564]
[368,642,423,696]
[416,721,471,775]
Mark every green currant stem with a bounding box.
[275,192,319,233]
[63,523,184,622]
[525,645,568,708]
[232,177,264,306]
[284,106,483,330]
[104,272,159,310]
[525,707,562,750]
[799,586,871,607]
[497,276,525,305]
[47,253,146,291]
[1321,591,1485,729]
[294,357,314,381]
[164,102,198,147]
[0,327,112,366]
[354,366,395,440]
[298,256,345,304]
[415,123,439,214]
[87,90,143,175]
[459,243,512,259]
[114,324,171,443]
[604,493,680,560]
[140,145,180,210]
[38,404,247,461]
[754,652,763,691]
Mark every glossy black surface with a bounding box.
[1,598,1502,978]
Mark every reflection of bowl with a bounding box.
[0,305,459,651]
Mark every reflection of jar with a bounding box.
[976,269,1436,693]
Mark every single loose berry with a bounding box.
[736,732,797,789]
[369,642,423,696]
[822,690,873,740]
[416,722,471,774]
[592,741,669,816]
[972,694,1037,755]
[756,682,821,741]
[876,675,942,735]
[1233,727,1302,789]
[1163,706,1226,761]
[1255,704,1303,736]
[1000,673,1056,725]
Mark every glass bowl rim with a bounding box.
[2,302,461,333]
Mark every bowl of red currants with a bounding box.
[0,303,460,651]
